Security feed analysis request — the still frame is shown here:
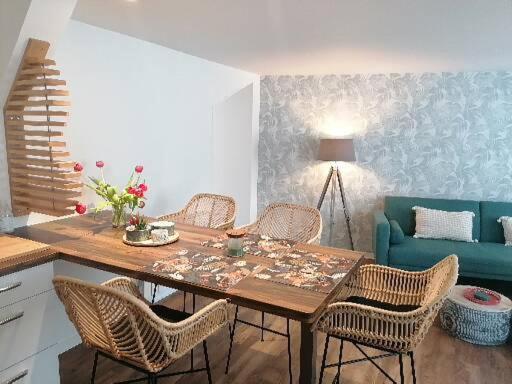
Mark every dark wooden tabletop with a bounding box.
[11,212,364,323]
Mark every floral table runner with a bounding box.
[144,249,260,291]
[201,233,295,259]
[255,249,357,293]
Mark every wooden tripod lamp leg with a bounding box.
[336,167,354,250]
[317,165,334,210]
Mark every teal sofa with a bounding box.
[373,196,512,281]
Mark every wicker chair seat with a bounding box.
[344,296,420,313]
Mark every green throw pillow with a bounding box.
[389,220,405,244]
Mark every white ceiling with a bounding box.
[72,0,512,75]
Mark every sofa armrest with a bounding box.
[373,211,391,266]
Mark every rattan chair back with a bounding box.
[246,202,322,244]
[316,255,459,352]
[159,193,236,230]
[53,276,229,372]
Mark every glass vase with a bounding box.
[111,205,127,228]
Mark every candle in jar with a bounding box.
[226,228,247,257]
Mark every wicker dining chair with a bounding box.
[315,255,459,384]
[157,193,237,311]
[53,276,230,384]
[159,193,236,231]
[225,202,323,384]
[240,202,322,244]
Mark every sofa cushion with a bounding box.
[412,206,476,242]
[389,236,512,277]
[498,217,512,246]
[384,196,480,241]
[389,220,405,244]
[480,201,512,243]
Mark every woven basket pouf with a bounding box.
[440,285,512,346]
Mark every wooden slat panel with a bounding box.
[11,167,80,179]
[19,68,60,76]
[7,129,64,138]
[12,195,77,210]
[12,184,82,199]
[4,38,80,217]
[5,110,68,117]
[6,120,67,127]
[13,203,73,217]
[24,58,56,66]
[12,176,82,189]
[9,148,69,157]
[9,158,75,168]
[9,139,66,148]
[11,89,69,97]
[6,100,70,107]
[14,79,66,87]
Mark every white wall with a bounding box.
[52,21,259,221]
[212,83,259,225]
[0,19,260,228]
[0,0,31,87]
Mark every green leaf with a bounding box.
[94,201,111,212]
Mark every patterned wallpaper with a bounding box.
[258,72,512,251]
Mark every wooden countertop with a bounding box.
[0,234,59,275]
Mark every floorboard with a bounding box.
[59,292,512,384]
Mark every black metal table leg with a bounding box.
[91,350,99,384]
[298,321,317,384]
[203,340,213,384]
[319,335,330,384]
[335,339,344,383]
[225,305,239,374]
[409,351,416,384]
[286,318,292,384]
[399,354,404,384]
[261,311,265,341]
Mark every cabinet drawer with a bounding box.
[0,343,59,384]
[0,263,53,309]
[0,290,76,372]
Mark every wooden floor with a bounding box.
[60,293,512,384]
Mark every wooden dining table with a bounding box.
[9,212,364,384]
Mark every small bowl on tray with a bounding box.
[150,221,175,236]
[123,230,179,247]
[123,221,179,247]
[125,225,152,242]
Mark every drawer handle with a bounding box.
[2,369,28,384]
[0,311,24,326]
[0,282,22,294]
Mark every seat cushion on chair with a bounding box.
[150,305,191,322]
[345,296,420,312]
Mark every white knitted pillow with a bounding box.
[498,216,512,246]
[413,206,476,243]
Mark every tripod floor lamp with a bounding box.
[317,138,356,249]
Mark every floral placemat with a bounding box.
[145,249,260,291]
[255,249,357,293]
[201,233,295,259]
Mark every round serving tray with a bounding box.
[122,231,179,247]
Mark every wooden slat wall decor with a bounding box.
[3,38,82,217]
